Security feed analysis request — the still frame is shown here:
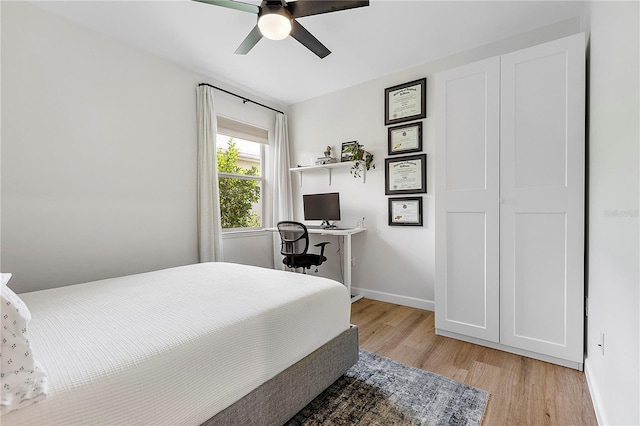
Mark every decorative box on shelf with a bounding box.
[314,157,337,165]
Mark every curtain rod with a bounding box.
[198,83,284,115]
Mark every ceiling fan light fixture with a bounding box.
[203,0,369,57]
[257,12,292,40]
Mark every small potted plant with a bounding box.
[346,142,375,178]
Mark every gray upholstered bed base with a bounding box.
[202,325,359,426]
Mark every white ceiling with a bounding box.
[33,0,585,106]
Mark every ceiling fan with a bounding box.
[194,0,370,58]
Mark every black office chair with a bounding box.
[277,221,330,273]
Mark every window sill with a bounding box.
[221,228,272,239]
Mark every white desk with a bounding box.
[268,226,366,303]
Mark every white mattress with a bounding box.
[2,262,351,425]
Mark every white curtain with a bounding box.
[196,85,223,262]
[272,113,293,224]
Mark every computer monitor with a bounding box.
[303,192,341,228]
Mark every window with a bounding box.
[216,117,267,230]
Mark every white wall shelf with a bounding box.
[290,161,366,186]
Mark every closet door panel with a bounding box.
[435,57,500,342]
[444,72,488,191]
[445,212,488,328]
[513,212,567,345]
[500,33,585,362]
[511,51,568,189]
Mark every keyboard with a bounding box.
[306,225,351,230]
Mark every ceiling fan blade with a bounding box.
[235,25,263,54]
[287,0,369,18]
[290,20,330,58]
[192,0,260,14]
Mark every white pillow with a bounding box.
[1,274,48,415]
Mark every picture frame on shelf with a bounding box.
[341,141,357,162]
[384,78,426,126]
[388,197,423,226]
[385,153,427,195]
[388,121,423,155]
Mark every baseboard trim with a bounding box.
[436,328,584,371]
[350,287,434,311]
[584,358,607,425]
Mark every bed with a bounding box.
[1,262,359,425]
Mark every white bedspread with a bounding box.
[2,262,351,425]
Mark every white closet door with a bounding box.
[435,57,500,342]
[500,34,585,362]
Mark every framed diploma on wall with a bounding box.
[388,121,422,155]
[385,154,427,195]
[384,78,426,125]
[388,197,423,226]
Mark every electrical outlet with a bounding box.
[598,332,605,355]
[351,257,355,267]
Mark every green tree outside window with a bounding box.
[217,138,261,228]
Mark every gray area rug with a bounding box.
[286,350,489,425]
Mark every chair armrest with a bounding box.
[314,241,331,257]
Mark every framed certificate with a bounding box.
[388,122,422,155]
[389,197,423,226]
[384,78,426,125]
[385,154,427,195]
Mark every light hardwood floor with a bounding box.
[351,298,597,425]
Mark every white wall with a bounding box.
[1,2,279,293]
[222,231,274,269]
[584,2,639,425]
[288,18,584,310]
